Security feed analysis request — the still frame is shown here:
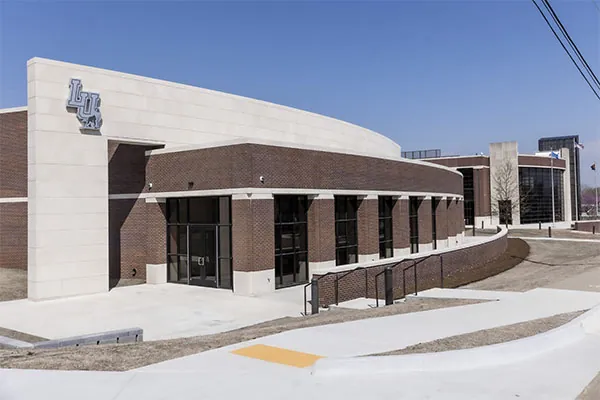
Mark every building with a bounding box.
[425,141,571,227]
[0,58,514,304]
[538,135,582,221]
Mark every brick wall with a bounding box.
[0,110,27,270]
[315,230,508,305]
[574,220,600,233]
[474,168,491,217]
[427,156,489,168]
[109,199,147,282]
[231,198,275,272]
[0,111,27,198]
[357,198,379,256]
[518,155,566,169]
[418,199,433,245]
[0,203,27,269]
[146,201,167,265]
[307,198,336,263]
[446,199,456,237]
[146,143,463,195]
[435,198,448,240]
[393,199,409,249]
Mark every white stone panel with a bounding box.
[233,270,275,296]
[147,264,167,285]
[358,253,379,263]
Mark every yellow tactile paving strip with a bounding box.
[231,344,324,368]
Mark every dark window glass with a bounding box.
[409,197,420,254]
[378,196,394,259]
[168,199,178,223]
[166,196,232,290]
[458,168,475,226]
[539,137,579,220]
[519,167,564,224]
[335,196,358,266]
[178,198,188,223]
[189,197,218,224]
[432,198,438,250]
[274,196,308,288]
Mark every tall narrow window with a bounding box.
[431,198,438,250]
[274,196,308,288]
[409,197,420,254]
[378,196,394,259]
[335,196,358,266]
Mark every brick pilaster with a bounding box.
[307,196,335,263]
[231,196,275,272]
[393,198,410,250]
[357,197,379,258]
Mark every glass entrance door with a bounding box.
[189,225,217,287]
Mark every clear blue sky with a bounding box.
[1,1,599,184]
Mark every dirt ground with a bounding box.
[0,297,484,371]
[370,311,583,356]
[578,371,600,399]
[463,238,600,292]
[0,268,27,302]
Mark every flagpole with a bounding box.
[595,161,598,218]
[551,150,556,225]
[574,138,580,221]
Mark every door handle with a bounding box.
[197,257,205,266]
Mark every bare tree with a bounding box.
[491,160,531,226]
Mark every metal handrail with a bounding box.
[374,254,443,307]
[303,253,444,314]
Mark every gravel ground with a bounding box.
[0,297,485,371]
[370,311,584,356]
[463,239,600,292]
[0,268,27,302]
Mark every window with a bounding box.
[519,167,564,224]
[335,196,358,265]
[379,196,394,259]
[166,196,233,289]
[458,168,475,226]
[274,196,308,288]
[409,197,420,254]
[431,198,438,250]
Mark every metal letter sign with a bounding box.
[66,79,103,131]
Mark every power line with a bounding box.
[542,0,600,90]
[531,0,600,101]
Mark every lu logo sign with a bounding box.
[66,78,103,131]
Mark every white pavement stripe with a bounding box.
[0,197,27,203]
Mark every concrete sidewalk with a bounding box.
[3,300,600,400]
[141,287,600,372]
[0,284,306,341]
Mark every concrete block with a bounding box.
[146,264,167,284]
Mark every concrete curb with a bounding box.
[0,336,33,349]
[0,328,143,349]
[311,305,600,377]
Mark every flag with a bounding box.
[592,163,596,171]
[550,151,559,159]
[575,142,584,150]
